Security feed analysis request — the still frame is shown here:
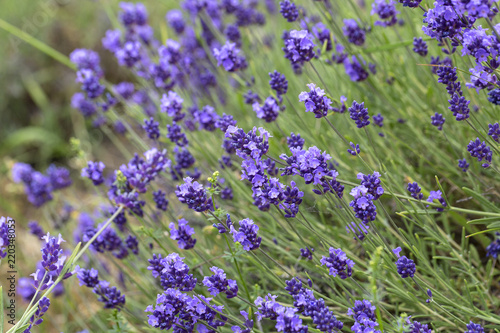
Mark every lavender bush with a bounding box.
[1,0,500,332]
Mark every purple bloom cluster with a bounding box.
[148,252,197,291]
[143,117,160,140]
[413,37,428,56]
[299,83,332,118]
[300,247,314,260]
[279,0,299,22]
[0,217,12,258]
[202,266,238,298]
[465,321,485,333]
[458,158,470,172]
[269,70,288,96]
[406,320,432,333]
[486,232,500,258]
[175,177,213,212]
[343,19,365,46]
[436,66,470,121]
[166,122,189,146]
[81,161,105,186]
[488,122,500,142]
[427,190,447,212]
[82,223,136,259]
[93,280,126,310]
[255,294,309,332]
[349,186,377,224]
[371,0,398,27]
[216,113,237,133]
[12,163,71,207]
[24,297,50,332]
[467,138,493,168]
[431,112,445,130]
[283,30,316,70]
[77,267,100,288]
[230,218,262,251]
[28,221,45,239]
[357,172,384,200]
[393,247,416,278]
[153,190,169,211]
[213,41,247,72]
[169,218,197,250]
[320,247,355,279]
[407,182,423,200]
[146,289,227,331]
[349,101,370,128]
[225,126,271,159]
[253,96,282,122]
[161,91,185,121]
[347,300,381,333]
[287,133,305,150]
[348,142,361,156]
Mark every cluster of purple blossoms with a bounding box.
[299,83,332,118]
[81,161,105,186]
[343,56,370,82]
[436,66,470,121]
[175,177,213,212]
[83,223,138,259]
[349,185,377,224]
[255,294,309,332]
[413,37,428,56]
[161,91,185,121]
[300,247,314,260]
[28,221,45,239]
[169,218,197,250]
[349,101,370,128]
[148,252,197,291]
[357,172,384,200]
[213,41,247,72]
[488,122,500,142]
[279,181,304,218]
[153,190,169,211]
[393,247,416,278]
[371,0,399,27]
[280,146,344,198]
[348,142,361,156]
[166,9,185,34]
[225,126,271,159]
[0,217,12,258]
[143,117,160,140]
[343,19,366,46]
[320,247,355,279]
[287,133,305,150]
[166,122,189,146]
[486,232,500,258]
[231,310,254,333]
[24,297,50,333]
[269,70,288,96]
[253,96,282,122]
[465,321,485,333]
[230,218,262,251]
[146,289,227,332]
[76,267,126,310]
[285,278,344,332]
[427,190,447,212]
[458,158,470,172]
[407,182,424,200]
[487,89,500,105]
[348,300,381,333]
[225,24,242,46]
[279,0,299,22]
[406,320,432,333]
[283,30,316,70]
[215,113,237,132]
[467,138,493,168]
[202,266,238,298]
[398,0,421,7]
[431,112,445,130]
[12,163,72,207]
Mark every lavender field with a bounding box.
[1,0,500,332]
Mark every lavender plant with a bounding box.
[1,0,500,332]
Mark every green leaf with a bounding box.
[462,187,500,213]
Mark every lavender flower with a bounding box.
[28,221,44,239]
[213,41,247,72]
[77,267,100,288]
[343,56,369,82]
[203,266,239,298]
[175,177,213,212]
[393,247,416,278]
[215,113,237,132]
[166,122,189,147]
[143,117,160,140]
[24,297,50,332]
[0,217,11,258]
[40,233,66,273]
[431,113,445,130]
[348,142,361,156]
[488,122,500,142]
[412,37,428,56]
[46,165,72,190]
[398,0,421,7]
[349,185,377,224]
[147,253,197,291]
[93,280,126,310]
[279,0,299,22]
[458,158,470,172]
[371,0,398,27]
[115,41,142,67]
[153,190,169,211]
[373,113,384,127]
[81,161,105,186]
[347,300,379,332]
[299,83,332,118]
[300,247,314,260]
[169,218,197,250]
[357,172,384,200]
[467,138,493,168]
[230,218,262,251]
[283,30,316,66]
[253,96,281,122]
[343,19,365,46]
[287,133,305,150]
[406,320,432,333]
[320,247,354,279]
[166,9,185,34]
[269,70,288,96]
[161,91,184,121]
[225,126,271,160]
[349,101,370,128]
[486,232,500,258]
[465,321,485,333]
[407,182,423,200]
